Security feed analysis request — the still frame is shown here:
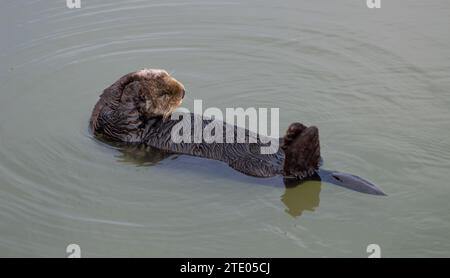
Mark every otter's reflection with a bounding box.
[116,144,173,166]
[281,181,321,217]
[115,145,322,218]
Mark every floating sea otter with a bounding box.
[89,69,386,195]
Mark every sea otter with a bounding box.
[89,69,386,195]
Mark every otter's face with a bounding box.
[132,69,185,119]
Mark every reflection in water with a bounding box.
[116,144,173,166]
[116,145,322,218]
[281,181,321,218]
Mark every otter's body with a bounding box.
[93,110,318,178]
[90,69,385,195]
[128,114,285,177]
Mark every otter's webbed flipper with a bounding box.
[318,169,387,196]
[282,123,321,179]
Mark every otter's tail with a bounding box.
[281,123,321,179]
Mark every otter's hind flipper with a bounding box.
[318,169,387,196]
[282,123,321,179]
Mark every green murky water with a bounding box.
[1,0,450,257]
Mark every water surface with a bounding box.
[1,0,450,257]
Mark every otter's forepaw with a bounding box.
[282,123,321,180]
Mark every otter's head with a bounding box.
[90,69,186,142]
[126,69,185,119]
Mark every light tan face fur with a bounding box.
[131,69,185,119]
